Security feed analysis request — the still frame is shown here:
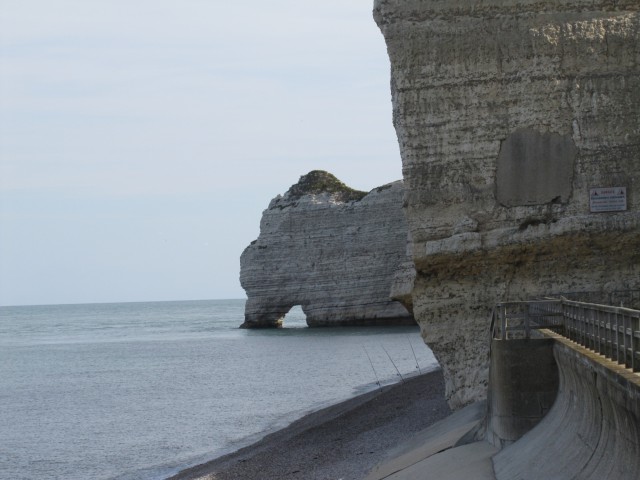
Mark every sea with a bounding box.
[0,299,439,480]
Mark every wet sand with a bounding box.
[168,369,450,480]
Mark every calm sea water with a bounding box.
[0,299,438,480]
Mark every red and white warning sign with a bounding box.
[589,187,627,213]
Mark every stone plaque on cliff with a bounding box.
[589,187,627,213]
[496,129,576,207]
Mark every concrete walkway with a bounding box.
[365,401,497,480]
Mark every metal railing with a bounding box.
[491,298,640,373]
[490,299,564,340]
[554,290,640,310]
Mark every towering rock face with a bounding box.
[240,170,414,328]
[375,0,640,408]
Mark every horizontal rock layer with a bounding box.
[240,170,414,328]
[375,0,640,408]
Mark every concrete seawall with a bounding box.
[360,327,640,479]
[493,332,640,479]
[486,338,559,449]
[365,297,640,479]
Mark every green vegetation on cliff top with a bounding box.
[286,170,368,202]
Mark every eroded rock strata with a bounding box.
[240,170,414,328]
[375,0,640,409]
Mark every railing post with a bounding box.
[595,308,601,354]
[501,303,507,340]
[632,313,639,373]
[575,304,579,340]
[619,312,624,365]
[489,307,496,340]
[614,311,620,363]
[623,313,629,368]
[589,309,598,352]
[585,305,590,348]
[606,310,612,359]
[582,305,588,348]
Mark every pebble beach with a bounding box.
[169,369,450,480]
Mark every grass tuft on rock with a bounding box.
[286,170,367,202]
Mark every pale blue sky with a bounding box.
[0,1,402,306]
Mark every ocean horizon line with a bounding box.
[0,297,248,309]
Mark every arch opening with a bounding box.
[283,305,308,328]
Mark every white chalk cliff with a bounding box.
[375,0,640,408]
[240,170,415,328]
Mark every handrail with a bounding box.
[491,298,640,373]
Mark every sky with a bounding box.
[0,0,403,306]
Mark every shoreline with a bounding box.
[167,369,450,480]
